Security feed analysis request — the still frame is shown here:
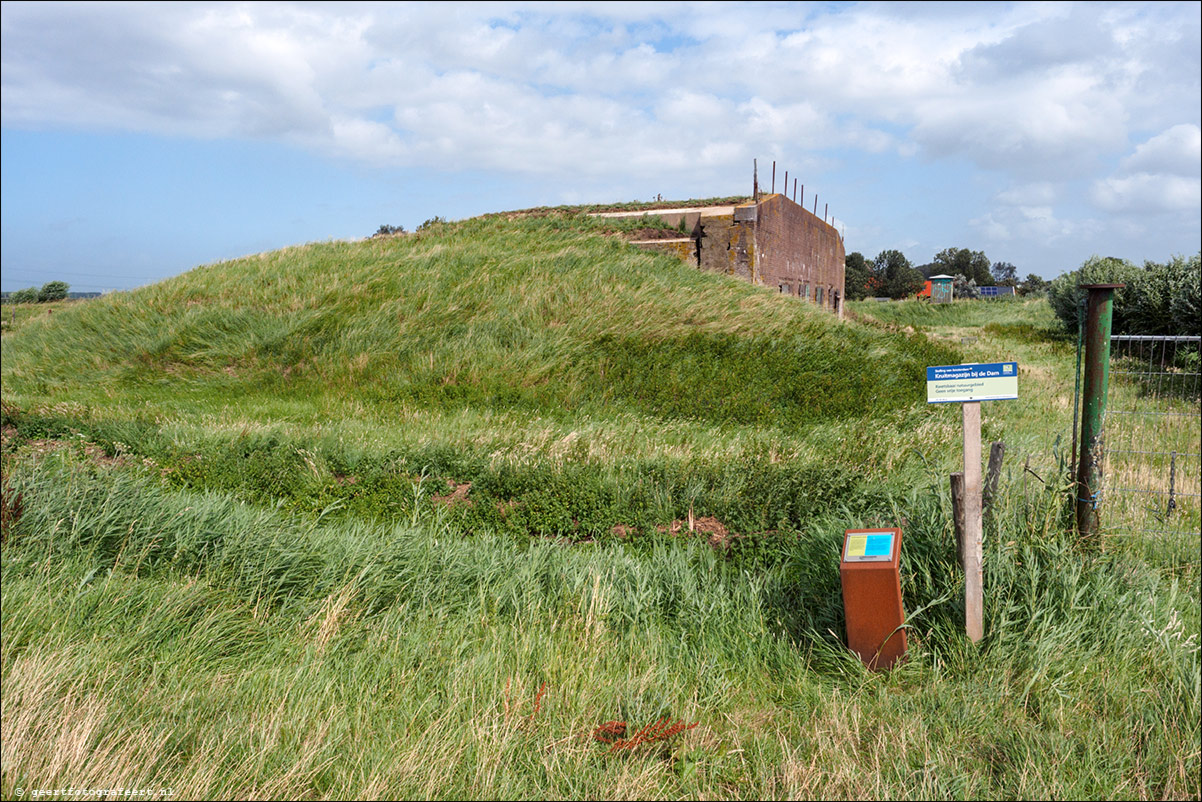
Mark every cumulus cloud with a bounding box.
[1,1,1199,198]
[1092,173,1202,213]
[1091,124,1202,213]
[970,204,1101,244]
[1120,124,1202,177]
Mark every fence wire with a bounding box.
[1102,335,1201,542]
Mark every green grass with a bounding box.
[2,451,1196,799]
[2,216,1198,799]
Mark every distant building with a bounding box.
[597,193,846,317]
[927,275,954,304]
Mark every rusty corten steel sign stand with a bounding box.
[840,528,907,670]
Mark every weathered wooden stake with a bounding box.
[982,441,1005,517]
[950,471,965,567]
[963,401,983,642]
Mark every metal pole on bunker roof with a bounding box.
[1075,283,1124,544]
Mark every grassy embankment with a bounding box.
[2,213,1198,799]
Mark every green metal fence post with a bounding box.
[1075,283,1124,542]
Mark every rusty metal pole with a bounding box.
[1075,284,1124,542]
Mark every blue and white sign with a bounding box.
[926,362,1018,404]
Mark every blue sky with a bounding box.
[2,1,1199,292]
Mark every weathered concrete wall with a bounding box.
[697,212,756,280]
[753,194,845,314]
[605,193,845,315]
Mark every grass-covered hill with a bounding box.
[2,213,951,427]
[2,212,1197,799]
[1,212,962,535]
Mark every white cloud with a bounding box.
[1090,124,1202,214]
[1092,173,1202,213]
[1120,124,1201,177]
[995,182,1057,206]
[1,0,1199,239]
[971,204,1101,244]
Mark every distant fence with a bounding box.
[1101,335,1201,544]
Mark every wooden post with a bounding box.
[983,441,1005,517]
[950,471,965,567]
[962,402,983,642]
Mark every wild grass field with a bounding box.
[2,214,1198,800]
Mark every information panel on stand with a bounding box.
[926,362,1018,404]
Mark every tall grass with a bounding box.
[2,218,1198,798]
[2,451,1197,799]
[2,217,954,431]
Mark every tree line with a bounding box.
[843,247,1047,301]
[1047,253,1200,336]
[4,281,70,304]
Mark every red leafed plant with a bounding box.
[503,679,547,726]
[593,718,698,753]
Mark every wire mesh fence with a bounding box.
[1102,335,1201,551]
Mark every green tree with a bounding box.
[844,252,873,300]
[10,287,39,304]
[991,261,1018,286]
[1019,273,1050,296]
[933,247,992,285]
[874,249,924,299]
[38,280,70,302]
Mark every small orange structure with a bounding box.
[839,528,907,670]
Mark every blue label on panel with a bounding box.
[926,362,1017,381]
[864,533,893,557]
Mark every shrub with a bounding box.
[1167,254,1201,336]
[952,274,980,299]
[38,281,69,302]
[1048,256,1142,334]
[417,216,448,231]
[1049,253,1200,335]
[374,224,406,236]
[10,287,39,304]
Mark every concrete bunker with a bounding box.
[597,193,846,317]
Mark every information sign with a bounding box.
[926,362,1018,404]
[842,531,896,562]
